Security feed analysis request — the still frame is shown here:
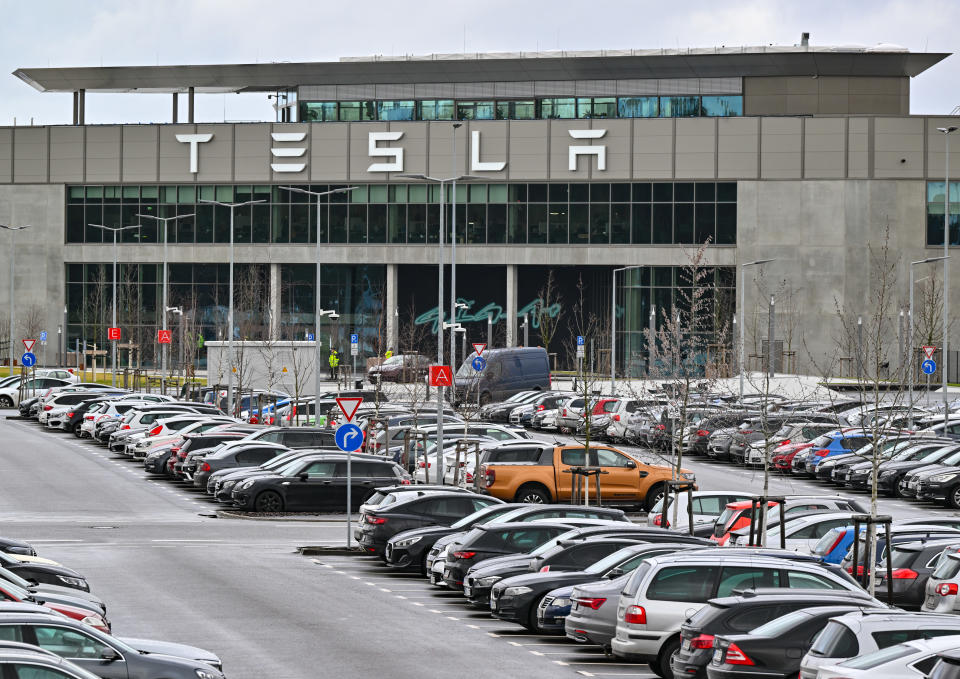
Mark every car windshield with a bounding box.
[750,609,812,637]
[381,356,403,366]
[584,547,645,575]
[933,555,960,580]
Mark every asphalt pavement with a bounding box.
[0,417,657,679]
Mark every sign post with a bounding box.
[39,331,47,367]
[334,396,364,549]
[350,333,359,385]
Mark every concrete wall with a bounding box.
[204,340,321,397]
[744,76,909,115]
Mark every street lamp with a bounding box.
[279,186,358,408]
[910,255,949,427]
[739,259,775,401]
[611,265,644,394]
[199,198,266,416]
[89,223,140,387]
[0,224,32,376]
[937,126,957,427]
[398,158,481,486]
[136,212,194,394]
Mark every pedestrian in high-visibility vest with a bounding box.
[328,349,340,380]
[384,348,394,360]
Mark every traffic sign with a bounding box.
[335,396,363,423]
[472,342,486,356]
[350,333,359,344]
[108,327,121,341]
[157,329,172,344]
[21,352,36,368]
[429,365,453,387]
[306,332,315,342]
[335,422,363,452]
[22,339,35,353]
[922,359,937,375]
[576,335,585,346]
[350,333,359,357]
[923,345,937,360]
[39,331,47,342]
[472,356,487,371]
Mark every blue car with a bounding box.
[802,429,872,476]
[253,397,292,425]
[536,585,575,633]
[813,525,856,564]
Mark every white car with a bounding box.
[0,377,71,408]
[129,416,237,458]
[817,635,960,679]
[646,490,752,531]
[732,511,856,554]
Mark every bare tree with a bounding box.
[229,265,269,416]
[535,269,564,364]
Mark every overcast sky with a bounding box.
[2,0,957,125]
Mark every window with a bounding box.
[561,448,587,466]
[503,528,557,552]
[660,96,701,117]
[716,566,779,597]
[618,97,658,118]
[809,621,860,658]
[32,625,113,660]
[300,102,338,122]
[235,449,275,465]
[541,98,576,119]
[420,100,455,120]
[456,101,495,120]
[338,101,376,121]
[0,625,22,641]
[12,666,80,679]
[647,565,718,602]
[378,100,416,121]
[595,449,634,468]
[728,606,783,632]
[786,571,845,590]
[840,643,919,670]
[701,95,743,117]
[301,461,336,478]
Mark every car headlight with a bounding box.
[476,576,502,587]
[393,536,423,548]
[680,472,695,481]
[551,597,571,607]
[879,470,897,478]
[80,615,108,630]
[56,575,87,588]
[503,586,533,596]
[929,473,959,483]
[238,480,256,490]
[195,669,223,679]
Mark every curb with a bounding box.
[215,510,350,522]
[298,546,364,556]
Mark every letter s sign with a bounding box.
[368,131,404,172]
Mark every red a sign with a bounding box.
[472,343,487,356]
[108,327,121,341]
[157,329,173,344]
[335,397,363,423]
[429,365,453,387]
[922,345,937,360]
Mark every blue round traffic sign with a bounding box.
[922,359,937,375]
[472,356,487,371]
[335,422,363,452]
[20,352,36,368]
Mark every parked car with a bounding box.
[816,635,960,679]
[875,538,960,609]
[453,347,551,405]
[191,441,290,489]
[0,377,70,408]
[367,353,431,382]
[647,490,752,533]
[711,496,867,546]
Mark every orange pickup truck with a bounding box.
[481,444,694,511]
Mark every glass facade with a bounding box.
[299,95,743,122]
[926,181,960,246]
[66,182,737,246]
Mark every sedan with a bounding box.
[192,441,290,489]
[0,552,88,592]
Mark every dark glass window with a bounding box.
[408,204,426,243]
[508,205,526,243]
[611,183,631,202]
[368,204,386,243]
[653,183,673,202]
[674,182,694,202]
[570,183,589,203]
[590,183,610,203]
[549,204,568,244]
[388,205,406,243]
[488,204,507,243]
[660,96,701,117]
[632,203,651,244]
[632,183,652,202]
[528,184,548,203]
[695,183,716,202]
[674,204,694,243]
[618,97,658,118]
[652,204,673,244]
[528,204,548,244]
[466,204,486,244]
[717,204,737,245]
[590,204,610,244]
[569,204,589,243]
[611,204,630,244]
[330,204,348,243]
[695,204,716,244]
[300,102,338,122]
[549,184,568,202]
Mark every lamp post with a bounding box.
[199,199,266,415]
[136,212,194,394]
[0,224,32,376]
[739,259,774,401]
[278,187,358,407]
[910,256,950,427]
[937,126,957,425]
[611,265,644,395]
[398,168,480,485]
[89,223,140,387]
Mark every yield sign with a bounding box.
[22,339,35,353]
[335,397,363,423]
[472,342,487,356]
[923,345,937,360]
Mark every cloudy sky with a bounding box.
[1,0,957,125]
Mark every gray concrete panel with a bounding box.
[848,118,870,178]
[234,123,271,183]
[196,123,234,182]
[506,121,548,180]
[464,120,508,181]
[552,120,592,180]
[0,129,11,183]
[927,118,960,181]
[49,126,84,183]
[13,127,48,184]
[309,122,349,181]
[121,125,159,183]
[600,119,632,180]
[675,118,716,179]
[158,124,197,182]
[760,117,802,179]
[717,118,759,179]
[350,123,389,183]
[632,118,673,179]
[84,126,122,183]
[804,118,846,179]
[388,122,427,181]
[427,121,469,179]
[874,117,924,178]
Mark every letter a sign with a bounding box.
[157,329,173,344]
[429,365,453,387]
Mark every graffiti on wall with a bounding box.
[414,298,563,334]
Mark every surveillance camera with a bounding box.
[329,313,340,320]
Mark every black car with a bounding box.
[443,522,586,589]
[688,413,755,455]
[384,502,521,572]
[825,438,945,485]
[246,427,338,448]
[170,431,252,479]
[863,445,959,495]
[489,540,668,632]
[207,449,330,501]
[356,491,503,557]
[673,589,880,679]
[707,604,883,679]
[464,526,714,607]
[875,538,960,609]
[191,441,289,489]
[0,552,88,592]
[231,453,407,512]
[0,537,35,557]
[482,392,542,423]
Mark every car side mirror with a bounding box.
[298,472,309,482]
[624,460,636,469]
[100,647,120,662]
[605,567,624,579]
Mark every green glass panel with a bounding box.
[368,185,388,203]
[488,184,507,202]
[85,186,103,199]
[389,184,408,203]
[178,185,196,204]
[215,185,234,202]
[408,184,427,203]
[199,185,215,201]
[351,186,369,203]
[469,184,487,203]
[122,186,139,199]
[69,186,85,202]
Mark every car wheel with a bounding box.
[644,483,666,512]
[0,396,12,409]
[527,594,548,633]
[253,490,284,513]
[949,485,960,510]
[514,484,550,504]
[72,422,83,436]
[650,636,680,678]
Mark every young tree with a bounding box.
[535,269,564,364]
[229,265,269,416]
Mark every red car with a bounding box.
[710,500,780,546]
[0,582,109,632]
[771,441,815,472]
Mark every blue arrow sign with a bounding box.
[576,335,585,346]
[335,422,363,452]
[922,359,937,375]
[350,333,359,344]
[21,352,36,368]
[472,356,487,371]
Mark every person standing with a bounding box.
[328,348,340,380]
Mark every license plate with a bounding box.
[571,601,579,611]
[429,573,439,585]
[927,595,937,607]
[681,638,691,652]
[463,585,472,596]
[712,649,723,664]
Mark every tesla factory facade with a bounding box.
[1,44,957,376]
